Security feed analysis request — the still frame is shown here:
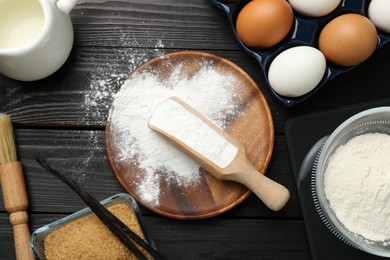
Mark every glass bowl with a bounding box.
[314,106,390,257]
[30,193,156,260]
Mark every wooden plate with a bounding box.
[105,51,274,219]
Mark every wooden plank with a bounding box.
[1,48,291,130]
[0,213,311,260]
[0,129,302,219]
[71,0,240,51]
[146,217,312,259]
[0,0,387,259]
[1,44,389,131]
[0,0,389,130]
[0,48,389,131]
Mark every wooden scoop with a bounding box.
[148,97,290,211]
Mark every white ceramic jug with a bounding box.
[0,0,78,81]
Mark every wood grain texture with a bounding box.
[0,129,300,218]
[0,0,389,258]
[0,0,386,129]
[1,44,389,131]
[0,213,312,260]
[149,97,289,212]
[71,0,239,50]
[105,51,274,219]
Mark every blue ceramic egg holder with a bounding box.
[210,0,390,107]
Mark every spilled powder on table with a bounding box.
[74,38,166,182]
[47,130,104,183]
[109,61,244,206]
[82,38,166,126]
[68,130,103,183]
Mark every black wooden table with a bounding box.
[1,1,389,259]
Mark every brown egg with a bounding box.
[236,0,294,49]
[319,13,378,67]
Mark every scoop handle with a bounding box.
[0,162,34,260]
[232,161,290,211]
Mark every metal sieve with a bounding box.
[312,106,390,258]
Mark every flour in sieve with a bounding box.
[324,133,390,242]
[109,61,243,205]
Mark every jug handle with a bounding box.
[57,0,79,14]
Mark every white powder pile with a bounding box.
[109,61,242,205]
[149,98,238,168]
[324,133,390,242]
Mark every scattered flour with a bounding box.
[109,60,243,205]
[82,38,166,125]
[75,38,166,181]
[324,133,390,242]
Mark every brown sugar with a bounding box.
[44,202,150,260]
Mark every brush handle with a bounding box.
[0,162,34,260]
[231,160,290,211]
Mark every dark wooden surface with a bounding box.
[1,0,390,259]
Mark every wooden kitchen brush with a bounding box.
[0,114,34,260]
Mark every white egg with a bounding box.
[368,0,390,33]
[288,0,341,17]
[268,46,326,98]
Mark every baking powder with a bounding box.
[149,98,238,168]
[109,61,242,205]
[324,133,390,241]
